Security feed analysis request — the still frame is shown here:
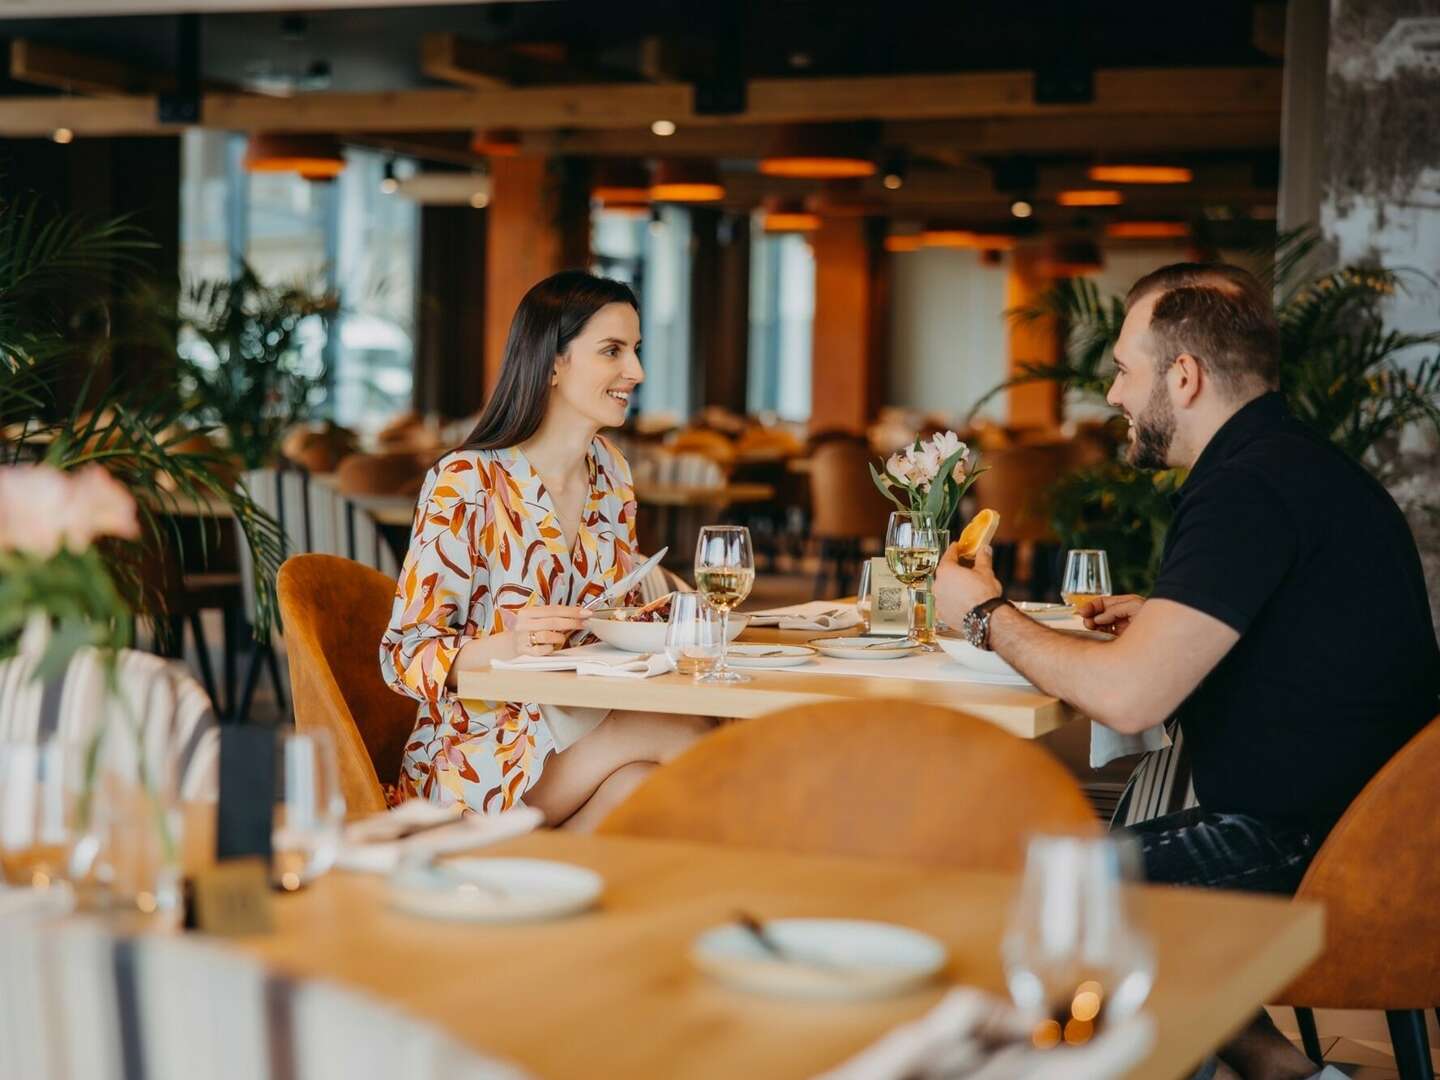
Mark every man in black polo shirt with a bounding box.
[935,263,1439,1079]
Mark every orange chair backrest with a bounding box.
[809,437,895,541]
[334,452,430,497]
[598,701,1097,872]
[277,554,419,815]
[668,428,736,466]
[1278,714,1440,1009]
[970,443,1073,544]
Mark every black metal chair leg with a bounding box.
[263,642,287,715]
[1386,1009,1435,1080]
[220,606,239,721]
[185,611,222,714]
[233,638,266,726]
[1293,1006,1324,1066]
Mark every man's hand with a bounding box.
[1077,594,1144,636]
[934,542,1003,627]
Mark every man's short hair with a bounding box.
[1124,262,1281,398]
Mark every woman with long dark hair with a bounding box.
[380,271,707,828]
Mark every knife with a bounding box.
[584,546,669,610]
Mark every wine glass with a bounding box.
[273,730,346,892]
[0,738,81,907]
[664,592,724,680]
[693,525,754,684]
[855,559,873,631]
[884,511,942,647]
[1002,833,1155,1048]
[1061,550,1113,612]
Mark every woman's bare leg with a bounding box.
[559,761,657,832]
[524,710,710,826]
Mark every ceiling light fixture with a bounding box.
[245,133,345,180]
[761,198,820,233]
[1105,221,1189,239]
[379,159,398,195]
[51,127,74,145]
[1057,189,1124,207]
[1088,165,1193,184]
[469,129,521,157]
[469,191,489,209]
[650,160,725,203]
[650,119,677,137]
[884,234,924,253]
[1010,200,1033,219]
[759,123,876,179]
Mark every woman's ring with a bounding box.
[529,631,540,648]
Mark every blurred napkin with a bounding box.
[746,601,863,631]
[337,801,542,874]
[492,642,676,679]
[814,988,1154,1080]
[1090,721,1170,768]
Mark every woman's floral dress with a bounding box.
[379,436,641,813]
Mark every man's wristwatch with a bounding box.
[961,597,1012,651]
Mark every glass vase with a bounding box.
[915,528,949,646]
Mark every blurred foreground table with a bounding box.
[229,830,1322,1080]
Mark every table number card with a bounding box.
[866,556,910,636]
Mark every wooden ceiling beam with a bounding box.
[420,33,636,89]
[0,66,1282,137]
[10,39,171,95]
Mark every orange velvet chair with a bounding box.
[277,553,419,815]
[598,701,1097,873]
[807,435,895,596]
[1278,715,1440,1078]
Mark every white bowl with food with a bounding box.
[586,594,750,654]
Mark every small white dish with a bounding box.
[1014,601,1074,622]
[388,857,602,923]
[587,611,749,653]
[725,643,816,669]
[691,918,947,1000]
[811,636,919,661]
[936,628,1113,678]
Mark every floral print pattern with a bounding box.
[379,436,641,812]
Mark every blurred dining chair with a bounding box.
[970,442,1072,598]
[808,435,895,597]
[277,553,417,814]
[598,700,1097,872]
[281,420,360,474]
[334,451,431,498]
[1276,714,1440,1079]
[668,427,736,468]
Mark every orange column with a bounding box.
[483,156,569,396]
[810,217,884,433]
[1004,246,1063,430]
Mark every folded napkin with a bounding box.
[815,988,1154,1080]
[337,801,543,874]
[1090,721,1171,769]
[746,601,863,632]
[491,642,676,679]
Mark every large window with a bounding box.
[178,132,419,433]
[747,226,814,420]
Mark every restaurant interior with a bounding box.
[2,0,1439,1077]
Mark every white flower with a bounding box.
[0,464,138,558]
[885,452,915,485]
[931,430,964,462]
[911,442,942,484]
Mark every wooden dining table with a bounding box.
[226,830,1323,1080]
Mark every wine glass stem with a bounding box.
[716,607,731,675]
[906,585,919,643]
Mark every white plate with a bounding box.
[725,643,816,669]
[692,918,947,1000]
[587,611,750,653]
[1014,601,1074,621]
[388,858,602,923]
[811,636,919,661]
[936,628,1114,677]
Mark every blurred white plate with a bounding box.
[692,918,947,1000]
[587,611,749,653]
[1014,601,1074,621]
[389,858,602,923]
[726,643,816,669]
[936,628,1113,678]
[811,636,919,661]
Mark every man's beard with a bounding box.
[1125,378,1176,470]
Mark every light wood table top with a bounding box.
[458,657,1070,739]
[634,481,775,507]
[228,831,1323,1080]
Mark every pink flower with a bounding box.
[910,443,942,484]
[885,452,915,485]
[0,464,138,557]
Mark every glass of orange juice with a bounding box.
[1061,549,1112,611]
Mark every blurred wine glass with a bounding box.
[273,729,345,892]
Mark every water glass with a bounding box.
[0,738,81,904]
[694,525,755,684]
[273,730,345,892]
[1002,832,1155,1048]
[855,559,873,630]
[1061,549,1113,612]
[664,593,724,678]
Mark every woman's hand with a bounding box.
[504,605,592,658]
[1078,594,1144,636]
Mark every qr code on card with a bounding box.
[876,586,904,614]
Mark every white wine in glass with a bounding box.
[694,525,754,684]
[884,511,941,647]
[1062,549,1113,611]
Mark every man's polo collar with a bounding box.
[1184,391,1286,487]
